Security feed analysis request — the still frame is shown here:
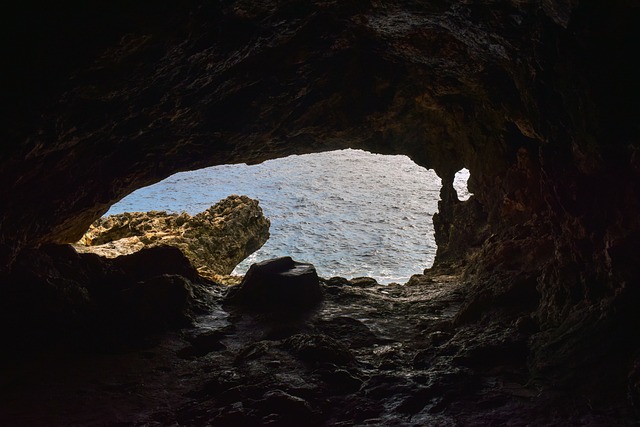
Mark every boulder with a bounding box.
[74,195,270,281]
[225,257,322,312]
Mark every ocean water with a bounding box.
[107,149,470,284]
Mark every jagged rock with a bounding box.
[225,257,322,312]
[74,195,270,281]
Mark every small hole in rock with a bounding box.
[453,168,472,201]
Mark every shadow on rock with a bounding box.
[0,244,218,354]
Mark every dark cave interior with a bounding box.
[1,1,640,425]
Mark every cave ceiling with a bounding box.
[1,0,638,254]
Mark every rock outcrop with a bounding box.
[74,195,270,281]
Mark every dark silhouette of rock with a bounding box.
[0,244,215,350]
[225,257,322,312]
[109,245,201,283]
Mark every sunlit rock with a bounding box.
[74,195,270,281]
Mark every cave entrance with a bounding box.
[454,168,471,201]
[106,149,468,284]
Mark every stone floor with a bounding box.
[0,273,634,426]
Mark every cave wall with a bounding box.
[2,0,554,249]
[2,0,640,384]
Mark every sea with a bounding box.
[107,149,470,284]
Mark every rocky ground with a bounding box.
[1,264,634,426]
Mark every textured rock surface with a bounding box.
[74,195,270,280]
[3,275,635,426]
[1,0,640,424]
[2,1,635,253]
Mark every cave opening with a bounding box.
[453,168,471,202]
[94,149,471,284]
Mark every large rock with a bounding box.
[225,256,322,312]
[74,195,270,281]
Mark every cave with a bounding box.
[1,1,640,425]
